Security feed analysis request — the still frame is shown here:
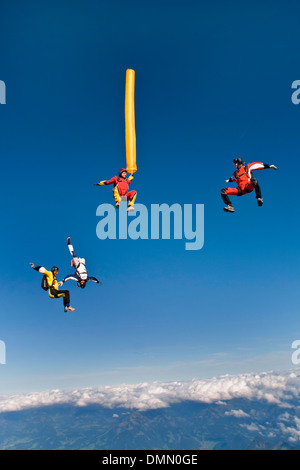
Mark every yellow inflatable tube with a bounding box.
[125,69,137,174]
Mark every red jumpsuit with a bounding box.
[221,162,269,205]
[105,176,136,203]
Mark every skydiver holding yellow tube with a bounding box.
[94,168,137,212]
[95,70,137,212]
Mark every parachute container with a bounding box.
[125,69,137,174]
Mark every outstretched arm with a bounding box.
[248,162,278,173]
[265,164,277,170]
[60,274,80,285]
[88,276,102,285]
[94,176,118,186]
[225,176,235,183]
[30,263,48,275]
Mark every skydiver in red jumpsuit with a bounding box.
[221,158,278,213]
[95,168,137,212]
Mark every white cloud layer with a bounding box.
[0,369,300,414]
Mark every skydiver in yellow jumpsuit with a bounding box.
[30,263,75,312]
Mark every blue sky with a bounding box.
[0,0,300,394]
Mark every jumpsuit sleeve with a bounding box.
[247,162,267,172]
[34,266,50,275]
[88,276,102,284]
[35,267,53,288]
[105,176,118,185]
[62,274,79,283]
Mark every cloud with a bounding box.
[0,369,300,414]
[279,416,300,443]
[279,412,291,422]
[240,423,261,432]
[225,409,250,418]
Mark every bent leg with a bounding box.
[50,287,70,307]
[126,190,137,201]
[68,244,76,258]
[59,290,70,306]
[251,178,262,199]
[68,244,81,268]
[127,190,137,208]
[113,186,122,206]
[221,187,239,206]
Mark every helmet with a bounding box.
[119,168,127,175]
[233,157,244,165]
[51,266,59,273]
[77,280,86,289]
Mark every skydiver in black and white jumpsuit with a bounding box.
[59,238,102,289]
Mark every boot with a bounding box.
[223,205,235,213]
[65,306,76,312]
[257,198,263,207]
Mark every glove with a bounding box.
[225,179,231,183]
[128,175,134,182]
[269,165,278,170]
[99,180,107,185]
[58,281,64,287]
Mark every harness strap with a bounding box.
[235,164,249,180]
[116,176,129,185]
